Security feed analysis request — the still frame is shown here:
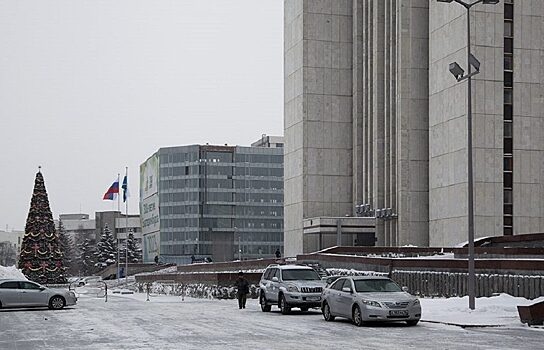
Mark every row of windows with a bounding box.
[161,218,283,229]
[503,0,514,236]
[159,243,282,256]
[159,231,282,243]
[159,192,283,204]
[160,152,283,165]
[161,204,283,216]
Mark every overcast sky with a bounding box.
[0,0,284,231]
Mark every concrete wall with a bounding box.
[512,1,544,234]
[284,0,354,256]
[284,0,305,256]
[429,2,504,246]
[352,0,429,247]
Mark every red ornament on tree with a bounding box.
[40,261,48,271]
[32,243,40,256]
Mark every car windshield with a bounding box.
[282,269,320,281]
[354,279,402,293]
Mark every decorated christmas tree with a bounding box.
[19,169,66,284]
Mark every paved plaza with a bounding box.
[1,293,543,349]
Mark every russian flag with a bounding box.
[103,180,119,200]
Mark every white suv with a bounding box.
[259,264,325,314]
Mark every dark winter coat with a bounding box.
[235,277,250,295]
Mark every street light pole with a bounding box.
[234,226,241,261]
[465,2,476,312]
[437,0,499,310]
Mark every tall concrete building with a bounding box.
[140,138,284,264]
[284,0,544,255]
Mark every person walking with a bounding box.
[235,271,250,309]
[275,248,281,259]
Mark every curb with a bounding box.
[421,320,504,328]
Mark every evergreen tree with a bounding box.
[125,231,142,263]
[77,238,96,276]
[94,224,117,268]
[18,170,66,284]
[57,219,74,276]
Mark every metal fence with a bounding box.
[392,270,544,299]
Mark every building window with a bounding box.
[504,104,513,121]
[504,122,513,138]
[504,22,513,38]
[504,72,513,88]
[504,89,513,104]
[504,38,513,53]
[504,172,513,188]
[504,55,513,71]
[504,3,513,20]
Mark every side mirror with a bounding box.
[39,287,46,291]
[272,277,279,282]
[342,287,352,293]
[402,286,409,292]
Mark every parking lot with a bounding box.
[1,292,543,350]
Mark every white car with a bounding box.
[321,276,421,326]
[0,279,77,310]
[77,276,102,286]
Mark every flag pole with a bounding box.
[125,166,129,284]
[117,173,120,285]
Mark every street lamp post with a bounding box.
[437,0,499,310]
[234,226,241,261]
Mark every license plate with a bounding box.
[306,296,320,301]
[389,310,408,317]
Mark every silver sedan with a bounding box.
[0,279,77,310]
[321,276,421,326]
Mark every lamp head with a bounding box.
[469,53,480,72]
[436,0,454,2]
[482,0,500,4]
[449,62,465,80]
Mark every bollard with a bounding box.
[101,281,108,302]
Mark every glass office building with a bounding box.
[142,143,283,264]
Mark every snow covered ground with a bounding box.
[1,290,543,350]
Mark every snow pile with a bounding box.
[136,267,265,276]
[326,268,387,277]
[0,265,27,280]
[136,265,178,276]
[134,282,259,300]
[422,293,544,327]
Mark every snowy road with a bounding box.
[1,293,543,350]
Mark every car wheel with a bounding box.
[406,320,419,326]
[279,294,291,315]
[260,293,271,312]
[49,296,65,310]
[322,302,335,322]
[78,282,84,287]
[300,307,309,312]
[352,305,364,327]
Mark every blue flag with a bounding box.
[122,175,129,202]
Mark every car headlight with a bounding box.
[413,299,420,306]
[287,285,299,293]
[361,299,381,308]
